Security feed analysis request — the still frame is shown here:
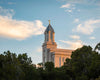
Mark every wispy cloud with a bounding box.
[65,10,72,12]
[0,16,46,40]
[70,35,80,39]
[89,37,95,40]
[60,3,71,8]
[59,0,100,6]
[60,0,100,14]
[73,19,100,35]
[60,3,75,13]
[8,2,16,5]
[0,6,14,18]
[0,6,46,40]
[59,40,83,50]
[37,47,42,52]
[74,18,79,23]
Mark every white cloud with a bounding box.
[70,35,80,39]
[60,3,77,13]
[8,2,16,5]
[65,9,72,12]
[77,9,80,12]
[57,41,67,49]
[59,0,100,6]
[89,37,95,40]
[60,3,71,8]
[74,18,79,23]
[0,16,46,40]
[0,6,14,18]
[59,40,83,50]
[0,6,46,40]
[37,47,42,52]
[73,19,100,35]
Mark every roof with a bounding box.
[45,24,55,33]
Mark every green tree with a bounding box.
[64,45,100,80]
[18,53,40,80]
[0,51,24,80]
[38,62,43,67]
[95,76,100,80]
[45,62,54,71]
[94,42,100,51]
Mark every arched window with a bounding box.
[47,33,48,41]
[62,57,64,63]
[59,57,61,67]
[51,32,53,42]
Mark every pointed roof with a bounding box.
[45,24,55,33]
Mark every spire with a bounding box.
[48,20,50,24]
[45,20,55,33]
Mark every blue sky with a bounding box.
[0,0,100,64]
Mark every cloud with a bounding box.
[57,41,67,49]
[59,40,83,50]
[0,6,14,18]
[60,0,87,4]
[65,10,72,12]
[89,37,95,40]
[70,35,80,39]
[37,47,42,52]
[74,18,79,23]
[60,3,75,13]
[8,2,16,5]
[60,3,71,8]
[0,6,46,40]
[59,0,100,6]
[0,16,46,40]
[73,19,100,35]
[60,0,100,14]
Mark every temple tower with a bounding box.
[42,20,73,67]
[42,20,57,67]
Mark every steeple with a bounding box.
[44,20,55,43]
[44,22,55,33]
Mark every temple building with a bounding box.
[42,21,73,67]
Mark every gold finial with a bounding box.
[48,20,50,24]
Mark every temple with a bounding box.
[42,20,73,67]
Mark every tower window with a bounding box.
[51,32,53,41]
[47,34,48,41]
[62,57,64,63]
[59,57,61,67]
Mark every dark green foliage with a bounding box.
[0,43,100,80]
[0,51,39,80]
[64,45,100,80]
[95,76,100,80]
[94,42,100,51]
[0,51,24,80]
[45,62,54,71]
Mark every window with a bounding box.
[51,33,53,41]
[59,57,61,67]
[47,34,48,41]
[62,57,64,63]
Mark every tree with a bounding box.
[0,51,24,80]
[64,45,100,80]
[0,51,39,80]
[38,62,43,67]
[95,76,100,80]
[45,62,54,71]
[94,42,100,51]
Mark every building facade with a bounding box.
[42,22,73,67]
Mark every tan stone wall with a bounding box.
[42,25,74,68]
[51,49,73,67]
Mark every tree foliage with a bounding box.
[0,43,100,80]
[94,42,100,51]
[64,45,100,80]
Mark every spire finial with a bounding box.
[48,20,50,24]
